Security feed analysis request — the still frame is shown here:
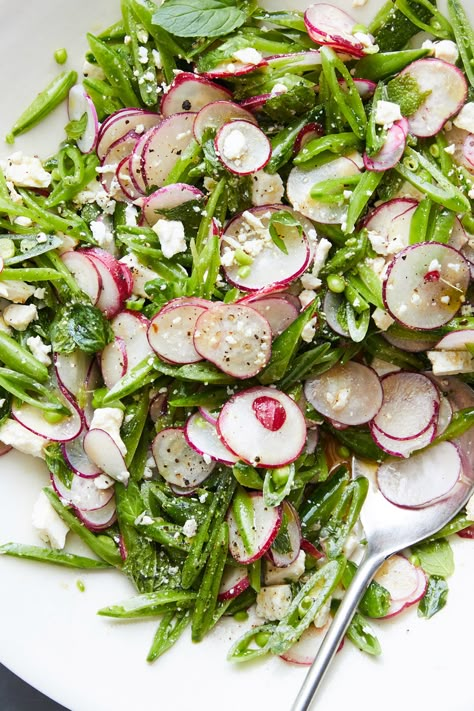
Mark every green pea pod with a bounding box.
[87,34,141,108]
[263,464,296,507]
[430,511,474,540]
[129,0,181,83]
[147,483,209,524]
[371,0,436,52]
[231,485,256,554]
[395,0,453,39]
[320,47,367,140]
[122,1,158,106]
[269,557,346,655]
[346,611,382,655]
[46,153,99,207]
[227,623,277,663]
[83,78,124,119]
[248,558,262,593]
[0,333,49,382]
[354,48,429,81]
[346,302,370,343]
[98,589,197,618]
[327,422,387,462]
[147,609,191,662]
[448,0,474,87]
[433,407,474,444]
[232,461,264,490]
[428,208,455,244]
[320,231,367,276]
[344,283,370,314]
[295,133,362,166]
[0,369,69,414]
[102,356,159,403]
[191,522,229,642]
[267,106,324,174]
[7,70,77,141]
[320,477,368,559]
[121,392,149,467]
[342,560,390,618]
[0,543,111,569]
[348,269,384,309]
[300,467,350,537]
[345,170,383,235]
[409,196,432,244]
[164,139,202,186]
[279,343,343,390]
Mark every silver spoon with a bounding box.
[292,377,474,711]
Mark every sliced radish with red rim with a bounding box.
[382,243,470,330]
[51,471,113,511]
[141,112,196,189]
[128,131,150,194]
[149,392,168,423]
[371,421,436,458]
[83,429,129,485]
[185,412,239,465]
[227,491,282,564]
[363,119,408,172]
[54,351,92,399]
[218,565,250,601]
[280,621,342,666]
[161,72,231,117]
[75,497,117,532]
[60,250,102,306]
[116,155,143,201]
[194,303,272,378]
[111,310,153,369]
[62,432,102,478]
[193,101,257,145]
[304,3,374,57]
[374,554,427,617]
[148,301,207,364]
[151,427,215,489]
[80,247,132,318]
[96,109,161,161]
[100,131,141,197]
[101,336,128,389]
[68,84,99,154]
[141,183,203,227]
[198,405,219,425]
[293,122,325,154]
[304,362,383,426]
[372,372,439,441]
[436,396,453,437]
[377,441,462,509]
[217,387,307,468]
[201,58,267,79]
[12,393,83,443]
[267,501,301,568]
[240,294,300,337]
[435,329,474,351]
[215,120,271,175]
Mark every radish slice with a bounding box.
[12,394,83,443]
[200,58,267,79]
[128,130,150,195]
[198,405,219,426]
[68,84,99,154]
[54,351,92,399]
[227,491,283,564]
[111,310,153,369]
[193,101,257,145]
[194,303,272,378]
[83,429,129,485]
[51,472,113,511]
[184,412,238,465]
[293,122,325,154]
[323,291,349,337]
[96,109,161,161]
[374,555,427,617]
[400,59,468,137]
[148,302,207,364]
[371,421,436,458]
[304,3,374,57]
[80,247,132,318]
[151,427,215,488]
[383,327,438,353]
[83,361,101,428]
[436,396,453,437]
[141,112,196,189]
[287,154,363,224]
[363,198,418,254]
[463,133,474,168]
[218,565,250,601]
[149,392,168,423]
[243,295,299,337]
[161,72,231,117]
[372,372,439,441]
[280,623,338,666]
[300,538,324,560]
[221,206,310,291]
[141,183,203,227]
[217,387,307,468]
[382,243,470,330]
[60,250,102,305]
[215,120,271,175]
[304,362,383,426]
[100,131,140,198]
[363,119,408,172]
[377,441,462,508]
[101,336,128,389]
[116,156,143,201]
[267,501,301,567]
[75,497,117,532]
[62,433,102,478]
[435,329,474,351]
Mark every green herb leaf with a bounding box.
[418,575,448,619]
[44,442,74,488]
[65,112,88,141]
[387,72,431,117]
[411,538,454,578]
[51,303,114,355]
[153,0,248,38]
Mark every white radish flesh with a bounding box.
[436,396,453,437]
[151,427,215,488]
[12,395,82,443]
[193,101,257,144]
[371,421,436,458]
[382,243,470,329]
[293,122,325,154]
[217,387,307,468]
[227,491,282,564]
[101,336,128,389]
[383,328,438,353]
[374,555,427,617]
[75,497,117,531]
[128,131,150,194]
[68,84,99,154]
[287,154,363,224]
[54,351,92,399]
[62,433,102,478]
[377,441,462,508]
[217,565,250,601]
[267,501,301,568]
[304,362,383,426]
[280,622,335,666]
[141,112,196,189]
[304,3,370,57]
[215,120,271,175]
[100,132,140,197]
[111,310,153,369]
[322,291,349,337]
[50,472,113,511]
[148,302,207,364]
[60,250,102,305]
[81,248,132,318]
[363,198,418,254]
[363,120,408,172]
[194,303,272,378]
[435,329,474,351]
[83,429,130,485]
[372,372,439,441]
[185,412,238,465]
[142,183,203,227]
[161,72,231,117]
[116,156,143,201]
[96,109,161,160]
[400,59,468,137]
[241,295,299,337]
[221,206,310,291]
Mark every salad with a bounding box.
[0,0,473,673]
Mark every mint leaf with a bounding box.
[65,112,87,141]
[268,210,303,255]
[418,575,448,619]
[153,0,247,38]
[387,72,431,117]
[412,538,454,577]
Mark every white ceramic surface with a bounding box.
[0,1,473,710]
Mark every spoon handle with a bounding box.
[291,552,385,711]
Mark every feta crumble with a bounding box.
[26,335,51,365]
[32,491,69,549]
[2,303,37,331]
[152,219,187,258]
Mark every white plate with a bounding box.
[0,1,473,710]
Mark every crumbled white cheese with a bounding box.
[232,48,263,65]
[427,350,474,375]
[152,219,187,259]
[26,335,51,365]
[182,517,198,538]
[372,307,395,331]
[264,551,306,585]
[444,143,456,155]
[152,49,162,69]
[422,39,459,65]
[453,102,474,134]
[137,45,149,64]
[326,387,350,411]
[256,584,293,621]
[91,219,116,255]
[353,31,378,54]
[251,171,284,206]
[119,253,157,299]
[0,419,47,458]
[137,28,149,44]
[0,152,51,189]
[299,289,317,308]
[367,229,404,256]
[32,491,69,549]
[124,204,138,227]
[57,234,79,255]
[374,100,402,127]
[134,512,154,526]
[2,303,37,331]
[222,129,247,162]
[427,258,441,273]
[312,238,332,278]
[300,273,322,290]
[301,316,317,343]
[90,407,127,456]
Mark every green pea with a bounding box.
[327,274,346,293]
[233,610,249,622]
[76,579,86,592]
[234,249,253,266]
[54,48,68,65]
[0,238,15,260]
[429,144,440,158]
[272,466,290,488]
[237,265,251,279]
[403,156,419,171]
[254,631,271,648]
[298,596,313,617]
[44,411,66,425]
[337,445,351,458]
